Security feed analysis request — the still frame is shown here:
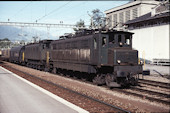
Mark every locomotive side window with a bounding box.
[125,35,130,45]
[102,37,107,47]
[109,34,115,44]
[42,44,45,49]
[94,38,97,49]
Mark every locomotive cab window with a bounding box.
[118,34,123,47]
[102,37,107,47]
[118,35,122,42]
[109,34,115,44]
[42,44,47,49]
[94,38,97,49]
[125,35,131,45]
[42,44,49,49]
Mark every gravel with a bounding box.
[2,61,170,112]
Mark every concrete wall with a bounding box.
[129,24,169,61]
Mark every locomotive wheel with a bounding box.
[130,77,138,86]
[105,74,120,87]
[92,74,105,85]
[52,68,56,74]
[105,74,113,87]
[44,67,49,72]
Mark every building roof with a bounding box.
[125,11,170,25]
[104,1,159,15]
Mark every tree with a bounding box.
[20,40,25,45]
[2,38,10,41]
[89,9,106,29]
[73,19,85,31]
[0,38,11,48]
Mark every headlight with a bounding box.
[140,61,143,64]
[117,60,121,64]
[119,42,123,46]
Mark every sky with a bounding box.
[0,1,130,40]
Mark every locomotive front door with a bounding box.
[101,34,108,65]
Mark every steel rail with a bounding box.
[130,87,170,98]
[113,88,170,105]
[138,79,170,89]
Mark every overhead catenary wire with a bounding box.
[10,1,32,21]
[35,1,71,23]
[56,1,87,17]
[61,1,89,23]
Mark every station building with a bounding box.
[105,0,169,65]
[125,1,169,65]
[104,0,161,30]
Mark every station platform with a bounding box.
[0,66,88,113]
[143,64,170,76]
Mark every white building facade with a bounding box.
[105,0,169,65]
[104,0,160,30]
[125,1,170,65]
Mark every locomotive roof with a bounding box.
[52,34,93,43]
[52,29,134,43]
[10,45,24,52]
[101,30,134,35]
[39,39,53,43]
[25,39,53,46]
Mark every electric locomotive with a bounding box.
[24,40,52,71]
[50,29,142,87]
[5,29,142,87]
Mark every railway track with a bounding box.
[72,76,170,105]
[1,61,170,109]
[65,72,170,105]
[1,64,130,113]
[62,73,170,105]
[130,87,170,98]
[138,79,170,89]
[113,88,170,105]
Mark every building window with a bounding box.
[108,15,112,28]
[119,12,124,26]
[125,10,130,22]
[113,14,117,27]
[132,8,138,19]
